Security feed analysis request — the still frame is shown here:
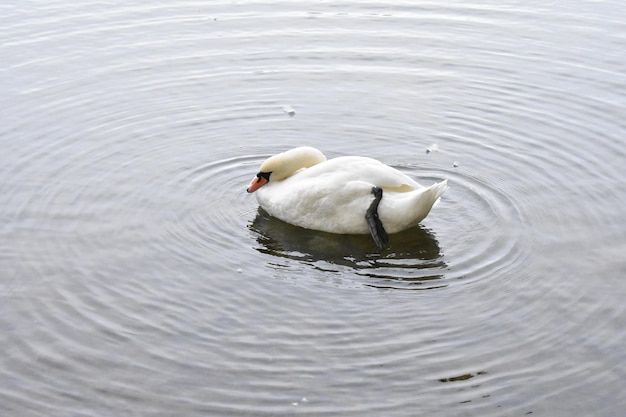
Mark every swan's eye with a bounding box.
[257,171,271,182]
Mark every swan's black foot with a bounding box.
[365,186,389,249]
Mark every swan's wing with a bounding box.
[296,156,422,191]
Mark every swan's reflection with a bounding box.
[249,208,448,290]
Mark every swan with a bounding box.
[246,147,448,248]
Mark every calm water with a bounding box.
[1,1,625,416]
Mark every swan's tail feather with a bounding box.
[409,179,448,224]
[430,179,449,207]
[382,179,448,233]
[414,179,448,225]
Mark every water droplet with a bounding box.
[282,105,295,117]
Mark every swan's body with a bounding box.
[247,147,448,246]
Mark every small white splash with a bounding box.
[292,397,308,406]
[453,161,459,168]
[236,268,243,273]
[282,105,296,117]
[426,143,439,153]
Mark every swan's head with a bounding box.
[246,147,326,193]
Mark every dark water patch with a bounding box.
[439,371,487,383]
[249,207,447,290]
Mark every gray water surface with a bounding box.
[1,1,625,416]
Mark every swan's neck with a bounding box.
[262,147,326,181]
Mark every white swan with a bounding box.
[246,147,448,248]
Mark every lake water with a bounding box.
[1,1,625,416]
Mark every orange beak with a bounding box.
[247,175,268,193]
